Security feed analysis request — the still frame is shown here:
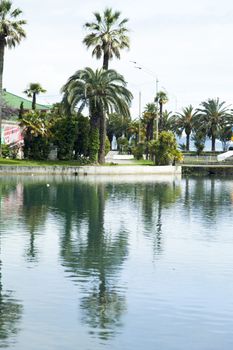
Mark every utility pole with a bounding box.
[139,91,141,143]
[156,77,159,140]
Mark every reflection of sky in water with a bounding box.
[1,176,233,349]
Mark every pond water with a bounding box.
[1,175,233,350]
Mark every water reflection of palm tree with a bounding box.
[141,182,181,254]
[58,182,128,340]
[0,263,23,347]
[189,178,218,225]
[21,184,49,261]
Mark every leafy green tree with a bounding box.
[197,98,232,151]
[62,67,132,163]
[83,8,130,70]
[173,105,198,151]
[0,0,26,154]
[149,131,182,165]
[52,117,77,160]
[24,83,46,110]
[155,91,168,132]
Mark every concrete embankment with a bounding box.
[182,165,233,176]
[0,165,181,176]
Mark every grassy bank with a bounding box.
[0,158,154,166]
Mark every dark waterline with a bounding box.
[0,175,233,350]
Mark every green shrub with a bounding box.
[2,144,11,158]
[149,131,182,165]
[132,142,145,160]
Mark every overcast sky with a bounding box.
[5,0,233,116]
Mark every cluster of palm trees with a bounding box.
[173,98,233,152]
[139,97,233,152]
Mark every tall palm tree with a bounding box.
[197,98,232,151]
[143,103,157,141]
[155,91,168,132]
[62,67,132,163]
[83,8,130,70]
[0,0,26,154]
[173,105,198,151]
[24,83,46,110]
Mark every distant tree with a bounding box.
[191,130,206,155]
[24,83,46,110]
[0,0,26,154]
[197,98,232,151]
[155,91,168,132]
[83,8,130,70]
[173,105,198,151]
[143,103,157,141]
[107,113,131,142]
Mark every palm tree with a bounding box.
[83,8,130,70]
[143,103,157,141]
[155,91,168,132]
[62,67,132,163]
[24,83,46,110]
[161,110,174,132]
[173,105,198,151]
[197,98,232,151]
[0,0,26,154]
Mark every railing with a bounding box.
[181,154,221,165]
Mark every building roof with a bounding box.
[3,90,51,110]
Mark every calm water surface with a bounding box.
[0,175,233,350]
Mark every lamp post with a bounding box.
[138,91,141,143]
[133,62,160,140]
[155,77,159,140]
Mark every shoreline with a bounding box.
[0,165,181,176]
[1,164,233,176]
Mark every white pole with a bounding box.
[156,77,159,140]
[139,91,141,143]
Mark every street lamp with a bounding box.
[133,62,160,140]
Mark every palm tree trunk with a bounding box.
[89,104,100,163]
[186,133,190,151]
[0,40,5,157]
[32,92,36,110]
[211,135,215,152]
[98,111,106,164]
[103,52,109,70]
[159,102,163,131]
